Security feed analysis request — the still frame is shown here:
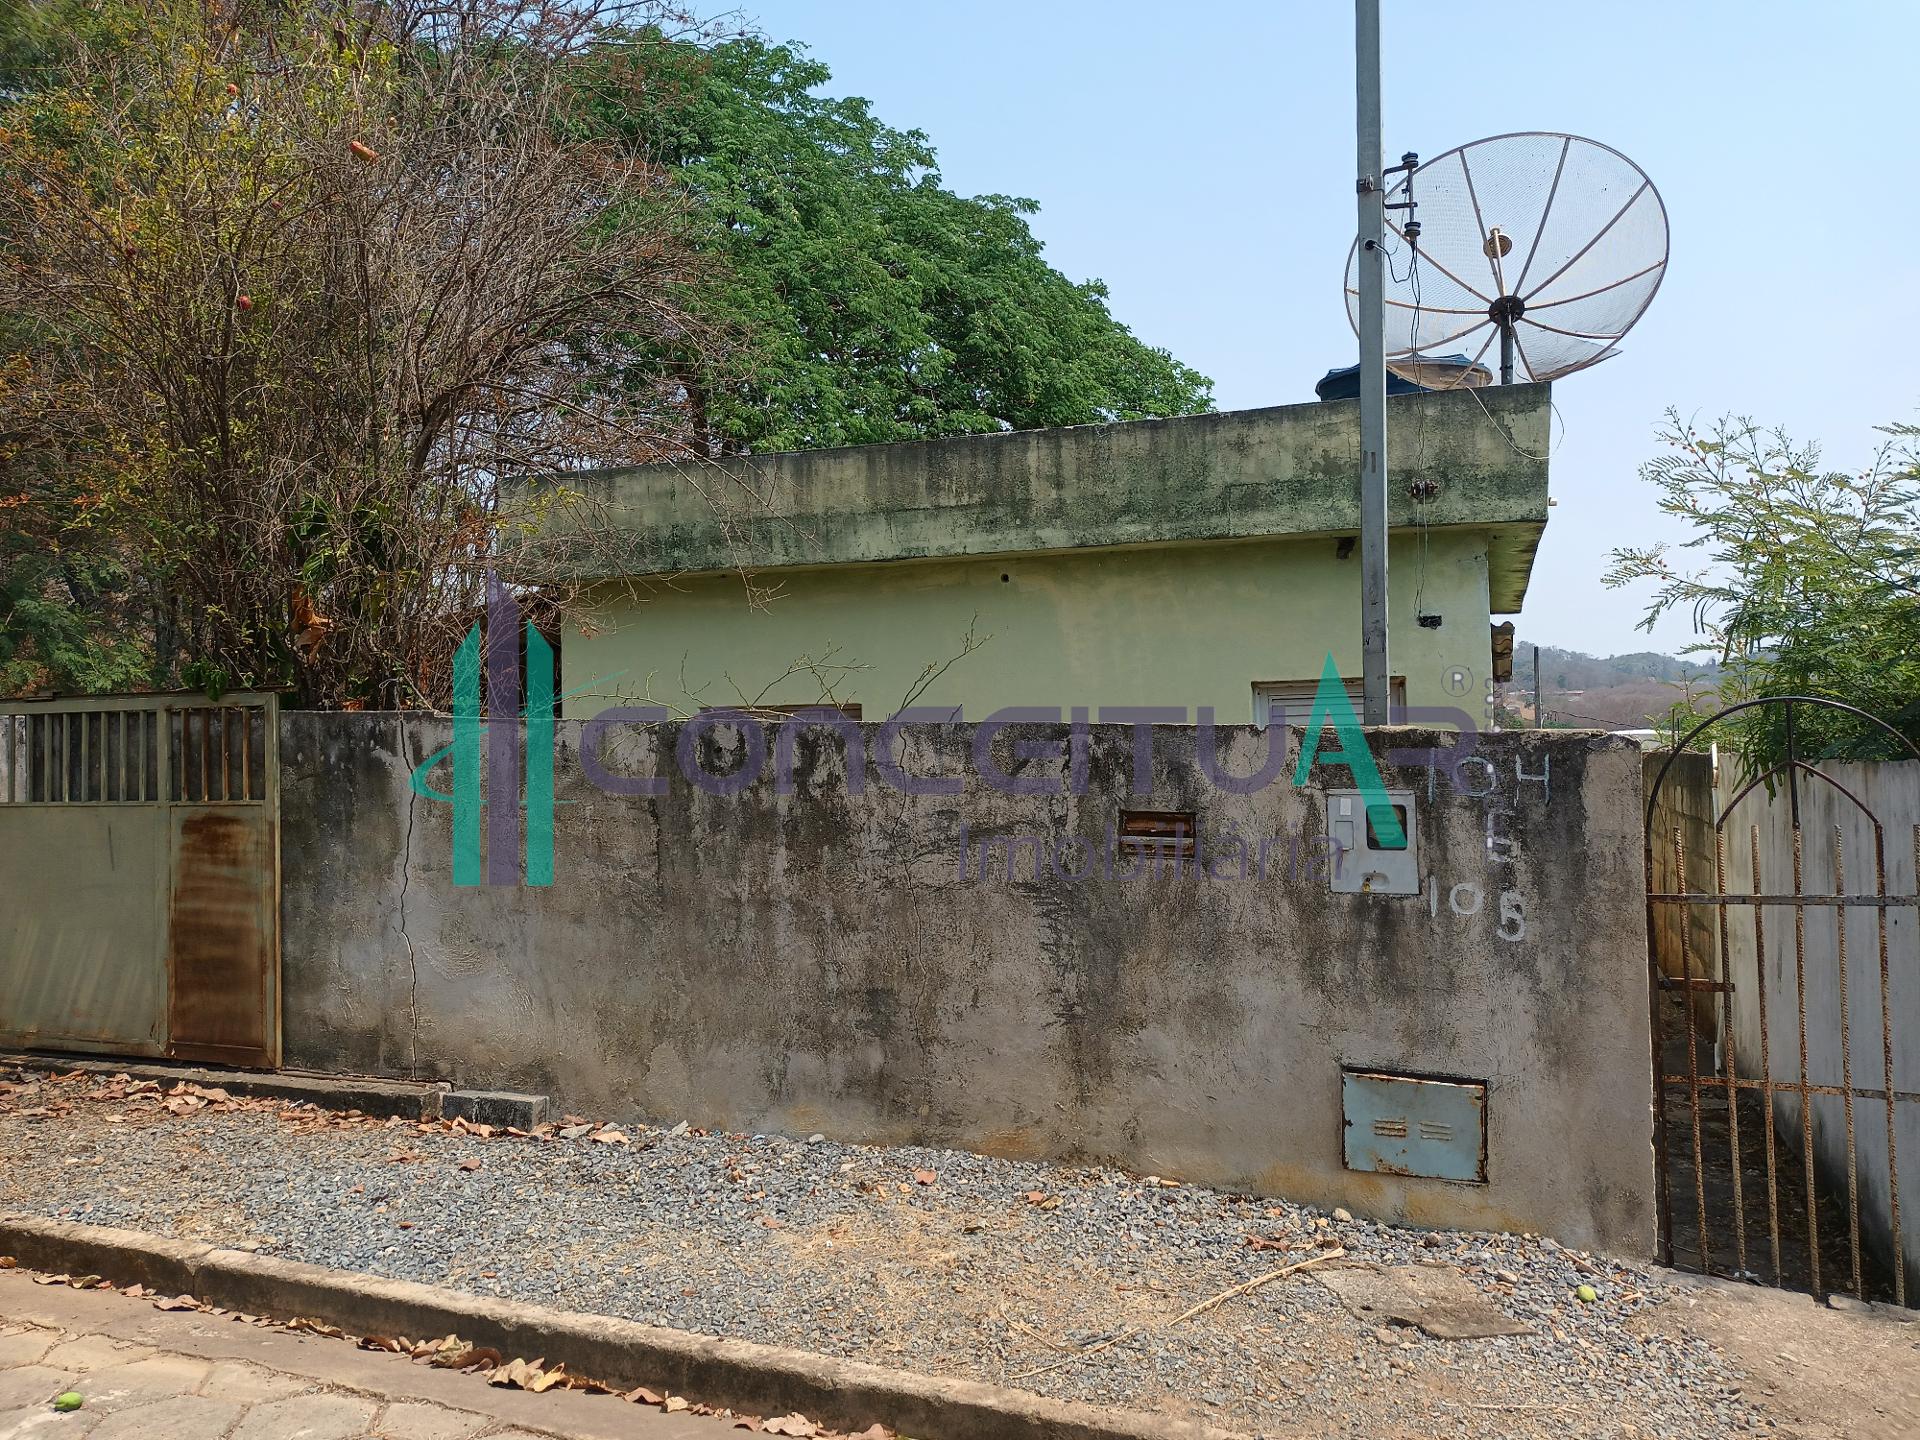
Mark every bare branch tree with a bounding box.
[0,0,741,706]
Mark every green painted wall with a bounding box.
[561,530,1493,722]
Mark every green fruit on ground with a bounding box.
[53,1392,83,1412]
[1574,1284,1599,1303]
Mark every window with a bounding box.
[1252,676,1406,729]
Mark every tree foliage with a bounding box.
[0,0,721,706]
[1607,410,1920,771]
[602,36,1213,453]
[0,11,1215,703]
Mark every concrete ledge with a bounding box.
[542,385,1552,610]
[1,1053,452,1121]
[0,1216,210,1297]
[440,1088,548,1129]
[0,1214,1241,1440]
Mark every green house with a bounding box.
[544,384,1550,723]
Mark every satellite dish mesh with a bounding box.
[1344,132,1669,384]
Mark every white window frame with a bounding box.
[1252,676,1406,729]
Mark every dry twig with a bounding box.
[1009,1250,1345,1381]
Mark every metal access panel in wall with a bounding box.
[0,695,280,1067]
[1326,788,1418,894]
[1342,1069,1487,1183]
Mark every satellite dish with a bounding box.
[1343,132,1669,385]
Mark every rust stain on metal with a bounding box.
[167,810,271,1066]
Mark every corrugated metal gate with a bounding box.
[0,694,280,1066]
[1646,697,1919,1308]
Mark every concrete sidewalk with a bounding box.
[0,1272,740,1440]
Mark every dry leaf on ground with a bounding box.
[762,1416,819,1437]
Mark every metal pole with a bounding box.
[1499,321,1515,385]
[1354,0,1390,724]
[1533,644,1542,728]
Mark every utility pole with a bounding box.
[1353,0,1390,724]
[1533,644,1543,728]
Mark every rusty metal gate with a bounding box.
[0,694,280,1067]
[1646,697,1919,1307]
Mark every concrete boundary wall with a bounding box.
[279,715,1653,1254]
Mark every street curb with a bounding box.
[0,1215,1245,1440]
[0,1217,211,1297]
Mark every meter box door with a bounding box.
[1327,788,1418,895]
[1342,1069,1488,1183]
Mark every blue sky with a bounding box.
[747,1,1920,657]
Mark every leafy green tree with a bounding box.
[0,0,98,95]
[600,36,1213,452]
[0,0,152,693]
[1607,409,1920,770]
[0,349,150,694]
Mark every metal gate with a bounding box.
[0,694,280,1067]
[1646,697,1919,1307]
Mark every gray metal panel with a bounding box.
[1343,1069,1488,1183]
[1327,787,1419,895]
[0,806,169,1054]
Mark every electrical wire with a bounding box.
[1408,238,1430,619]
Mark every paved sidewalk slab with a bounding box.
[0,1272,737,1440]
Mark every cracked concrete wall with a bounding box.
[278,715,1654,1254]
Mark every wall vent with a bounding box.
[1118,810,1197,858]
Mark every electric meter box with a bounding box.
[1326,788,1418,895]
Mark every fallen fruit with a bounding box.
[236,295,253,311]
[53,1392,83,1412]
[1574,1283,1599,1303]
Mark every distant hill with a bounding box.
[1499,641,1723,730]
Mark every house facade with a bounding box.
[545,383,1551,723]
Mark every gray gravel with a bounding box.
[4,1072,1764,1438]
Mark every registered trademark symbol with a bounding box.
[1443,666,1473,696]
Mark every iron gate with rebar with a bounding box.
[0,694,281,1066]
[1646,698,1919,1308]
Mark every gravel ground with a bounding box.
[3,1070,1765,1438]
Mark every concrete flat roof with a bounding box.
[536,382,1551,612]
